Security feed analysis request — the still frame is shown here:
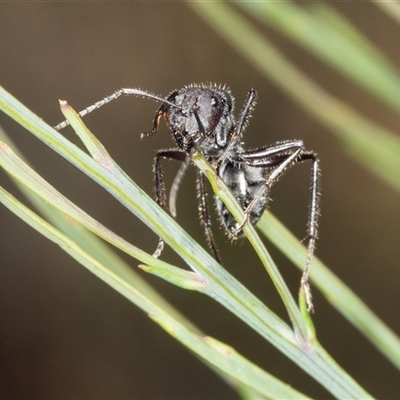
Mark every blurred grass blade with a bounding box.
[0,87,373,398]
[0,186,309,400]
[0,140,183,278]
[309,3,392,64]
[258,211,400,371]
[190,1,400,371]
[189,2,400,194]
[239,2,400,115]
[374,1,400,26]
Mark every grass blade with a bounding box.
[189,2,400,195]
[240,2,400,115]
[0,185,309,399]
[258,211,400,371]
[0,86,373,398]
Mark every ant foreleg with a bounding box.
[152,149,187,258]
[216,89,257,174]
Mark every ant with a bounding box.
[55,84,320,312]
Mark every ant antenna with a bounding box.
[54,88,181,131]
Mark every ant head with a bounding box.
[162,85,235,153]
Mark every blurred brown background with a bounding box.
[0,3,399,399]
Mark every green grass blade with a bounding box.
[309,3,392,63]
[374,1,400,26]
[0,186,310,400]
[257,211,400,371]
[0,126,258,396]
[0,86,373,398]
[0,140,180,276]
[0,125,202,326]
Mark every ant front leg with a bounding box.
[154,150,222,264]
[216,89,257,174]
[152,149,187,258]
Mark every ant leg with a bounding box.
[240,140,305,166]
[216,89,257,173]
[235,140,305,233]
[155,151,222,263]
[196,171,222,264]
[238,142,320,312]
[169,155,190,217]
[297,152,320,313]
[153,149,187,258]
[235,89,257,137]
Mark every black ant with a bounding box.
[55,84,320,312]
